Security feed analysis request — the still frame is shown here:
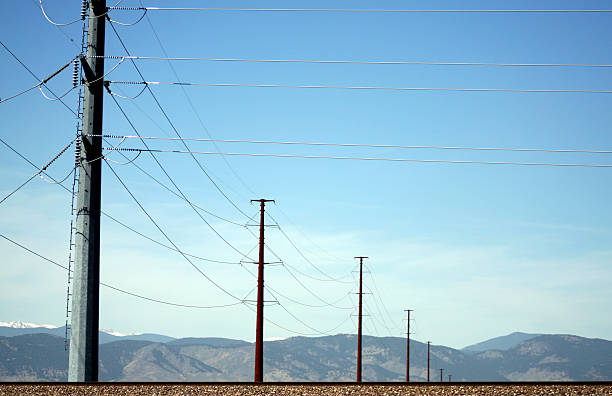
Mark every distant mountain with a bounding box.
[0,323,175,344]
[463,332,542,353]
[1,332,610,382]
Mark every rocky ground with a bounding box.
[0,384,610,396]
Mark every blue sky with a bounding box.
[1,0,611,349]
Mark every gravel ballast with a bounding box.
[0,384,611,396]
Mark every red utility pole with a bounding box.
[355,256,368,383]
[427,341,431,382]
[404,309,412,382]
[252,199,274,383]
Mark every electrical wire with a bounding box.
[108,8,148,26]
[106,91,255,258]
[38,0,82,26]
[0,40,77,117]
[95,134,612,155]
[0,53,75,104]
[140,3,258,198]
[105,159,245,303]
[97,55,612,69]
[102,147,612,168]
[0,137,244,266]
[242,226,355,309]
[0,233,241,309]
[107,22,252,219]
[0,139,73,206]
[109,80,612,95]
[111,7,612,13]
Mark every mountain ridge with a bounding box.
[0,332,609,382]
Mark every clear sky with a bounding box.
[1,0,611,349]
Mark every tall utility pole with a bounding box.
[68,0,106,382]
[440,368,444,382]
[404,309,412,382]
[427,341,431,382]
[252,199,274,382]
[448,374,452,382]
[355,256,368,383]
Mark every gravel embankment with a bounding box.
[1,384,611,396]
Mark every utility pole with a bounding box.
[252,199,274,382]
[440,368,444,382]
[427,341,431,382]
[355,256,368,383]
[404,309,412,382]
[448,374,452,382]
[68,0,106,382]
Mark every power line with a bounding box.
[102,147,612,168]
[0,137,242,266]
[97,55,612,69]
[105,159,245,303]
[97,134,612,155]
[0,139,74,206]
[111,7,612,13]
[0,48,75,104]
[107,22,252,219]
[106,91,254,259]
[0,39,77,117]
[139,4,258,198]
[108,81,612,95]
[0,233,241,309]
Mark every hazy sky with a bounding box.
[1,0,611,349]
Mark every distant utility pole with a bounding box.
[440,368,444,382]
[404,309,413,382]
[448,374,452,382]
[252,199,274,383]
[68,0,106,382]
[355,256,368,383]
[427,341,431,382]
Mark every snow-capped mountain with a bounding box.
[0,320,58,329]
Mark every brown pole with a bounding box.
[252,199,274,382]
[427,341,431,382]
[405,309,412,382]
[355,256,368,382]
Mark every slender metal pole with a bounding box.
[405,309,412,382]
[448,374,452,382]
[68,0,106,382]
[427,341,431,382]
[252,199,273,382]
[355,256,368,382]
[440,368,444,382]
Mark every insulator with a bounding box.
[81,0,88,20]
[72,59,80,87]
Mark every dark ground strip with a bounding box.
[0,383,611,396]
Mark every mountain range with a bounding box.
[0,322,610,382]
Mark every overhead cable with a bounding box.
[0,139,73,206]
[140,5,258,197]
[108,81,612,95]
[105,159,245,303]
[0,52,75,104]
[96,134,612,155]
[106,92,254,259]
[111,7,612,13]
[0,39,77,117]
[97,55,612,69]
[107,22,252,219]
[0,137,241,266]
[102,147,612,168]
[0,233,241,309]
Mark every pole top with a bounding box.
[404,309,413,312]
[354,256,369,259]
[251,199,275,203]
